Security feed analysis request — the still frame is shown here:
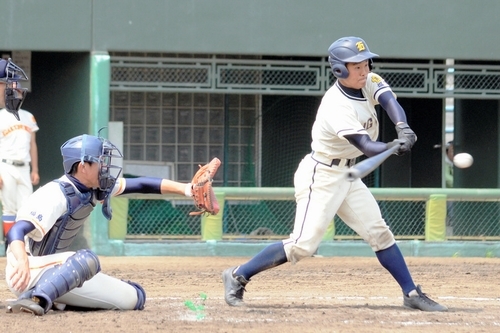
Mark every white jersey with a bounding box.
[283,71,399,261]
[0,108,39,162]
[310,72,393,160]
[14,175,127,253]
[6,175,143,311]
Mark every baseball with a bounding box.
[453,153,473,168]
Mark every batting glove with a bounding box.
[386,139,409,156]
[395,123,417,148]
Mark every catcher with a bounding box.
[4,133,220,316]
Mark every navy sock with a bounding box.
[375,243,416,295]
[235,242,288,280]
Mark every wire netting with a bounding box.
[123,195,500,241]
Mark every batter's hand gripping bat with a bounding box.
[345,144,400,182]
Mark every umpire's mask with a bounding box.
[4,81,28,120]
[0,58,29,120]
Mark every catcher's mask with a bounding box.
[0,58,29,120]
[60,134,123,192]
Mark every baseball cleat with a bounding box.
[403,285,448,312]
[222,266,249,307]
[6,297,45,316]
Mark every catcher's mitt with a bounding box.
[189,157,221,216]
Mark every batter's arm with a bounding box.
[345,134,396,157]
[378,91,407,125]
[30,132,40,185]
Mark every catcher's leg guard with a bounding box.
[7,298,45,316]
[29,249,101,313]
[125,280,147,310]
[6,290,45,316]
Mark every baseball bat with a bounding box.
[345,144,400,182]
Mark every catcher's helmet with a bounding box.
[328,37,379,79]
[61,134,123,191]
[0,58,29,120]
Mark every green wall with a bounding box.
[21,52,91,185]
[0,1,92,51]
[1,0,500,60]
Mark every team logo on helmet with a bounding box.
[356,41,366,52]
[327,37,379,79]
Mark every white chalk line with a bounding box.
[149,295,500,302]
[6,296,499,302]
[5,296,498,327]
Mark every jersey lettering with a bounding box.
[2,124,32,136]
[364,118,373,130]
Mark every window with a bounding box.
[110,92,258,186]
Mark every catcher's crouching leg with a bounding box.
[124,280,147,310]
[7,249,101,315]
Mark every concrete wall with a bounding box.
[1,0,499,60]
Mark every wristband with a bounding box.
[185,183,192,197]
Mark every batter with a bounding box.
[5,134,196,315]
[222,36,447,312]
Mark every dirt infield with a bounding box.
[1,256,499,332]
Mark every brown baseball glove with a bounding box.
[189,157,221,216]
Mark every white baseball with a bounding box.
[453,153,473,168]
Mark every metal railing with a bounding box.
[118,188,500,241]
[110,55,500,98]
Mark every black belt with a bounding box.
[1,159,25,167]
[311,152,356,168]
[331,159,356,167]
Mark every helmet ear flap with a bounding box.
[332,63,349,79]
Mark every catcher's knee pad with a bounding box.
[72,249,101,281]
[367,227,395,251]
[32,249,101,313]
[125,280,146,310]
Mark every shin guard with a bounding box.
[31,249,101,313]
[125,280,146,310]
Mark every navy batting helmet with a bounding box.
[328,37,379,79]
[61,134,123,191]
[0,58,29,120]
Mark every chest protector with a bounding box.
[29,181,96,256]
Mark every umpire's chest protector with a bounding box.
[29,181,96,256]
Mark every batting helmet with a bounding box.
[61,134,123,191]
[328,37,379,79]
[0,58,29,120]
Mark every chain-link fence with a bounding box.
[120,188,500,241]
